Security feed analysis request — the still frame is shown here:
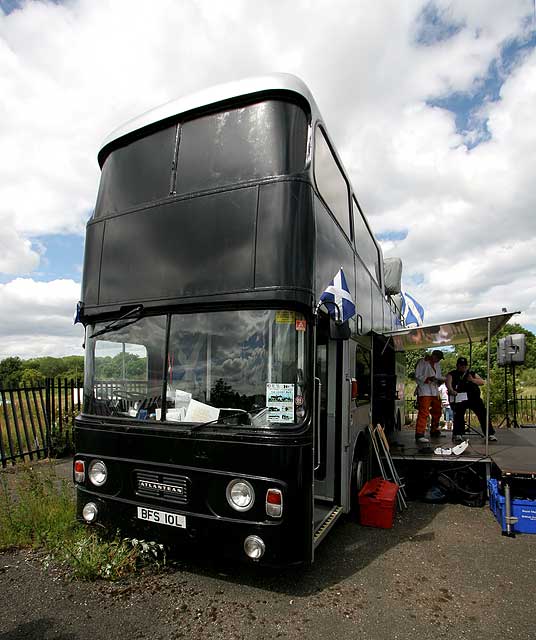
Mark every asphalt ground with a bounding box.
[1,460,535,640]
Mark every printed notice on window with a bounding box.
[275,311,295,324]
[266,383,295,423]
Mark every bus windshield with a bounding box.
[83,309,307,428]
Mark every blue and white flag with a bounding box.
[319,268,356,323]
[73,301,82,325]
[401,291,424,327]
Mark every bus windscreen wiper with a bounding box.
[90,305,144,339]
[189,410,250,432]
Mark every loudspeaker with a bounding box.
[497,334,526,366]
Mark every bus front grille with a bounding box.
[135,470,189,505]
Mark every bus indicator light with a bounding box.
[74,459,85,483]
[266,488,283,518]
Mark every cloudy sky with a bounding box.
[1,0,535,360]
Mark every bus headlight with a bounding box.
[226,479,255,512]
[244,535,265,560]
[82,502,98,523]
[88,460,108,486]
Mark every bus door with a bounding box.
[348,339,372,499]
[313,314,343,531]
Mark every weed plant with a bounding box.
[0,462,76,549]
[0,462,166,581]
[51,533,166,580]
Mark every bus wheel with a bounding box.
[350,439,369,519]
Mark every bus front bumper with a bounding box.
[76,487,308,566]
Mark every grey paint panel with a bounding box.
[81,221,105,306]
[355,258,372,335]
[255,181,314,291]
[372,285,384,333]
[314,198,355,313]
[98,188,257,305]
[176,102,307,195]
[95,125,176,218]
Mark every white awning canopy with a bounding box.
[383,311,520,352]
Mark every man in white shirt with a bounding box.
[414,349,445,444]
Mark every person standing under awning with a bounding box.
[414,349,446,444]
[446,357,498,443]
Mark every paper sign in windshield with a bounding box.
[266,383,294,423]
[275,311,295,324]
[185,399,220,423]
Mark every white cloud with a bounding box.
[0,0,535,359]
[374,46,536,328]
[0,211,40,273]
[0,278,84,359]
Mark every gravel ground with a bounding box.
[1,495,535,640]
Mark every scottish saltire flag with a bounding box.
[401,291,424,327]
[319,268,356,323]
[73,301,82,325]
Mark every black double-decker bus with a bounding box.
[75,74,403,565]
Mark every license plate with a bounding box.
[137,506,186,529]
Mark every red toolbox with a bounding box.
[358,477,399,529]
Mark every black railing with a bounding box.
[0,378,82,468]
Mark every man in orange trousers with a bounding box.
[414,349,445,444]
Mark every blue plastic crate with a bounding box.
[488,479,536,534]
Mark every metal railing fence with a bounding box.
[0,378,82,468]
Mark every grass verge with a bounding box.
[0,462,165,580]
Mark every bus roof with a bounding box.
[98,73,321,166]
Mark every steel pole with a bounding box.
[485,317,491,458]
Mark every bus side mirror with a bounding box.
[329,318,351,341]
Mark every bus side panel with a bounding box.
[75,422,314,566]
[383,299,393,332]
[255,181,315,291]
[355,258,372,335]
[81,221,105,307]
[372,284,384,333]
[314,197,355,306]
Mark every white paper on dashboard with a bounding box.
[185,399,220,423]
[166,407,187,422]
[455,392,468,403]
[175,389,192,409]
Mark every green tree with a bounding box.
[0,357,23,388]
[405,349,427,379]
[453,323,535,418]
[20,368,45,386]
[24,355,84,380]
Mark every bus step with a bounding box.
[314,506,343,548]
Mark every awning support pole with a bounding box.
[485,317,491,458]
